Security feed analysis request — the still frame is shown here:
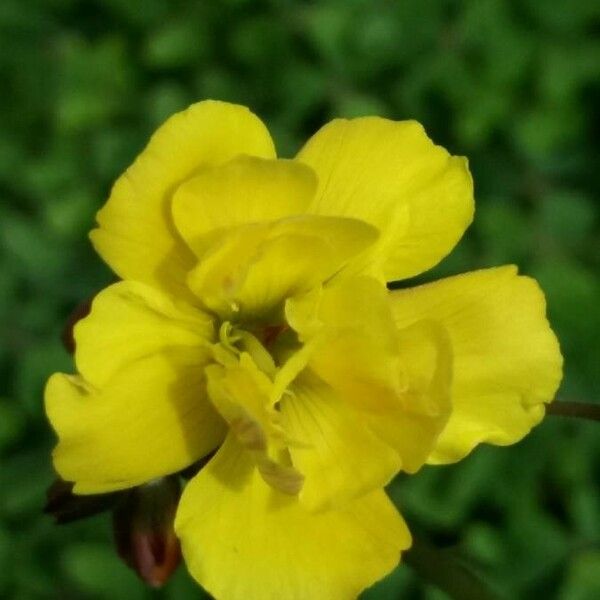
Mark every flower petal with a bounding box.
[297,117,474,281]
[285,276,405,412]
[281,372,402,511]
[365,319,453,473]
[187,216,378,321]
[175,436,410,600]
[46,347,226,494]
[74,280,213,387]
[172,155,317,256]
[285,278,453,476]
[389,266,563,463]
[91,101,276,297]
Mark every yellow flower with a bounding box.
[45,101,563,600]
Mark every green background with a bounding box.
[1,0,599,598]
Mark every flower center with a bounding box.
[207,320,305,495]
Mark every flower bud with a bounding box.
[112,476,182,588]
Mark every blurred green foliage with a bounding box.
[1,0,599,598]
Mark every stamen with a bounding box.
[219,322,241,351]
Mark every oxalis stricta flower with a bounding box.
[45,100,563,599]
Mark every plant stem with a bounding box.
[546,400,600,422]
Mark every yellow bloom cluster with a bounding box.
[45,101,562,600]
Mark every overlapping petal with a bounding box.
[91,101,276,297]
[297,117,474,282]
[366,319,453,473]
[74,280,213,387]
[286,276,406,412]
[280,276,452,510]
[46,347,226,494]
[187,216,378,321]
[172,155,317,256]
[46,281,225,494]
[281,372,402,512]
[389,266,563,463]
[175,436,410,600]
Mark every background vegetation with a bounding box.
[1,0,599,598]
